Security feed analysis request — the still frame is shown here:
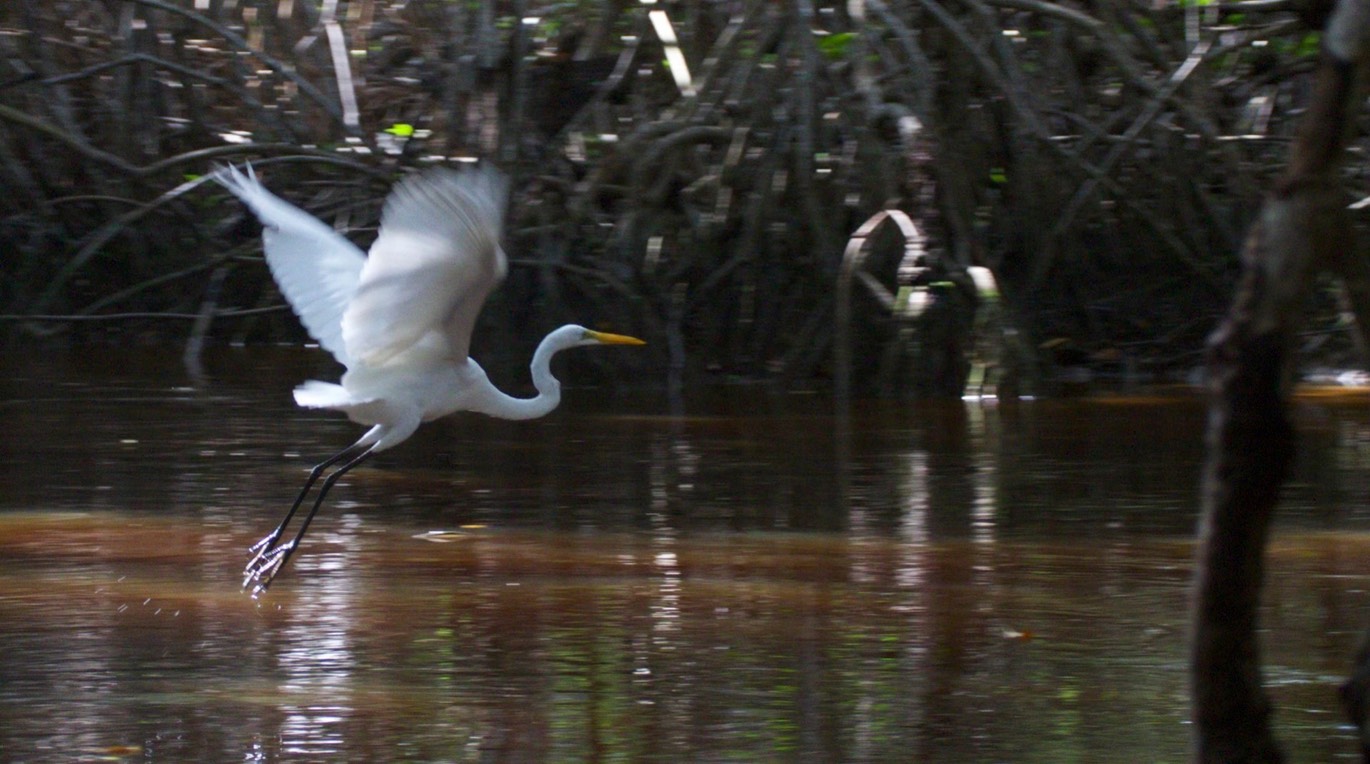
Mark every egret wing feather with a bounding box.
[341,166,509,367]
[214,165,365,366]
[293,379,359,409]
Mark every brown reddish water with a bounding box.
[2,348,1370,762]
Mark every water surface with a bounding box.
[2,349,1370,762]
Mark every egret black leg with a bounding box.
[246,443,364,562]
[244,444,374,594]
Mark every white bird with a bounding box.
[213,163,644,594]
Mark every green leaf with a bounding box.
[1297,32,1320,57]
[817,32,856,60]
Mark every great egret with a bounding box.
[214,163,644,594]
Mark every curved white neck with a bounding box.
[476,328,573,421]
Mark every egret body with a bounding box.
[214,164,643,593]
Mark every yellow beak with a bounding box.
[587,330,646,346]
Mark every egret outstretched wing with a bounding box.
[341,166,509,367]
[214,165,365,366]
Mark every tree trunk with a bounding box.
[1191,2,1368,760]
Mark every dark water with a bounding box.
[3,349,1370,762]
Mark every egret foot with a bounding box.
[245,532,280,566]
[243,542,294,596]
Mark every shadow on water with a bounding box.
[3,348,1370,761]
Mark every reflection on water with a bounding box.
[2,349,1370,761]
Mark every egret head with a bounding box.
[534,324,645,364]
[578,327,646,348]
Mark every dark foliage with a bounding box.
[0,0,1350,391]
